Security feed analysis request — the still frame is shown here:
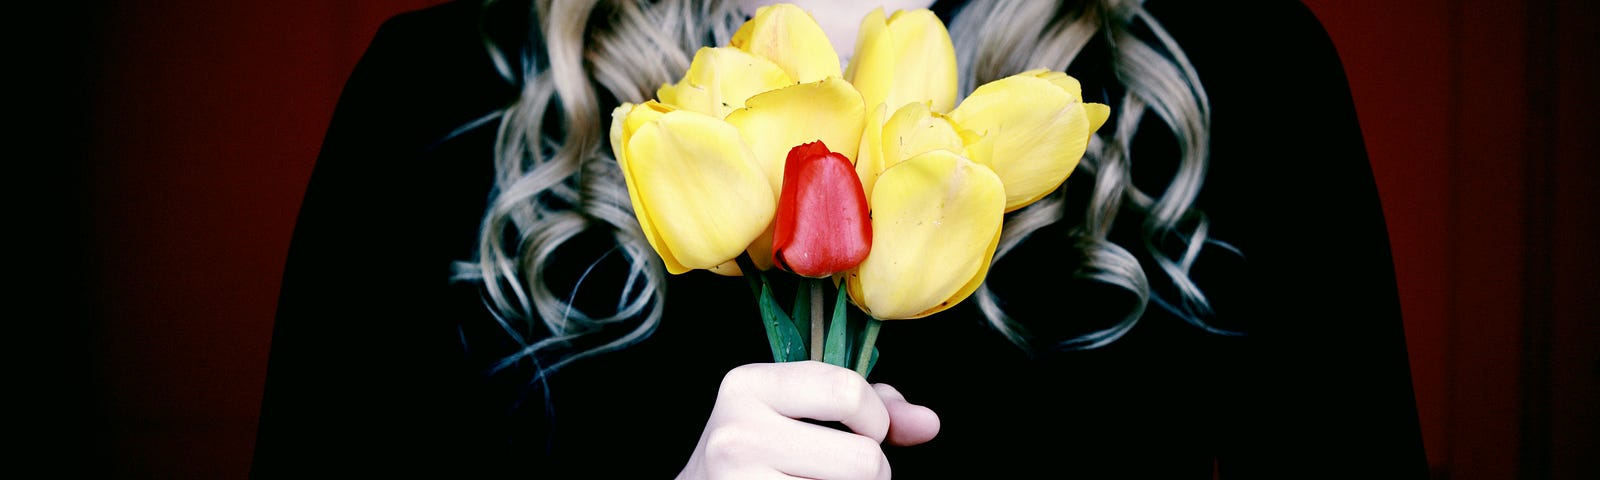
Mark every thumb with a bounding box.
[873,383,940,447]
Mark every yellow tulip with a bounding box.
[948,70,1109,212]
[846,7,958,114]
[855,100,966,200]
[610,101,776,274]
[731,3,842,84]
[847,150,1005,320]
[657,47,794,120]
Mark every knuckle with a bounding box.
[842,436,888,479]
[827,367,869,412]
[718,364,760,395]
[703,425,753,466]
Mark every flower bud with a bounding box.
[772,141,872,278]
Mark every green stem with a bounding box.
[809,279,824,362]
[854,317,882,377]
[735,254,762,301]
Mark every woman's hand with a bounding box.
[677,361,941,479]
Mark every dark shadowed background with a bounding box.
[44,0,1597,478]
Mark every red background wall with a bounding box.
[57,0,1597,478]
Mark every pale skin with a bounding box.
[677,362,942,479]
[679,3,942,478]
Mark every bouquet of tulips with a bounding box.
[609,4,1106,376]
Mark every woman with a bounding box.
[252,0,1427,477]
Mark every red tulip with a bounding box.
[772,141,872,278]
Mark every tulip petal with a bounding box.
[1085,102,1110,135]
[730,3,842,83]
[612,103,684,273]
[845,8,893,110]
[847,8,958,114]
[881,101,966,171]
[725,77,866,196]
[1026,68,1111,133]
[949,74,1089,212]
[657,47,794,119]
[885,10,959,112]
[1025,69,1084,102]
[746,223,778,271]
[622,100,672,139]
[850,150,1004,319]
[622,110,776,272]
[707,259,744,276]
[855,102,889,200]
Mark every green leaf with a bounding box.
[790,280,811,351]
[759,284,808,362]
[822,283,852,367]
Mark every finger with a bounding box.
[722,361,891,442]
[874,383,941,447]
[749,418,892,480]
